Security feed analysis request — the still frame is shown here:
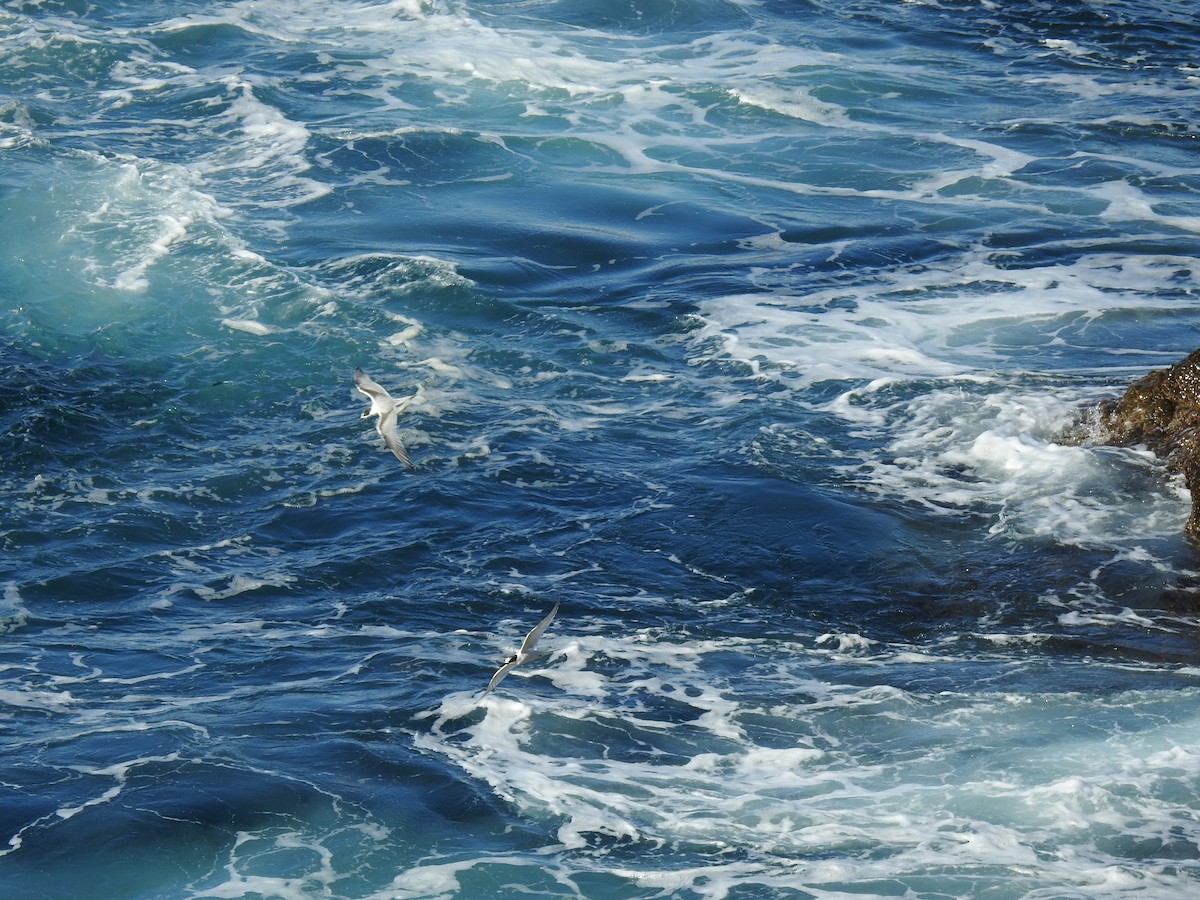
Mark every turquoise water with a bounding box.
[3,1,1200,897]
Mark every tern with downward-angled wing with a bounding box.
[481,603,560,697]
[354,367,416,470]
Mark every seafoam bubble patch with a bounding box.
[411,627,1200,897]
[859,384,1190,544]
[690,248,1200,549]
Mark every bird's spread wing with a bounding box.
[377,408,415,470]
[354,367,391,403]
[520,602,559,654]
[481,660,516,697]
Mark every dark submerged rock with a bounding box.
[1065,349,1200,542]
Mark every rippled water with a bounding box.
[2,1,1200,897]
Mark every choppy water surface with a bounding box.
[2,1,1200,897]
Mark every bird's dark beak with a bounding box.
[360,409,371,419]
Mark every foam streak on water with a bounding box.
[2,1,1200,897]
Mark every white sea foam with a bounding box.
[220,317,278,336]
[0,583,30,634]
[411,627,1200,896]
[1098,178,1200,233]
[692,249,1199,548]
[861,385,1190,544]
[0,688,76,711]
[181,573,297,602]
[195,74,329,213]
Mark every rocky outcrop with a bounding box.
[1066,349,1200,541]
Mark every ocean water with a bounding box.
[2,0,1200,897]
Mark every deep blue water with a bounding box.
[3,1,1200,897]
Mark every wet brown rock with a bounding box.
[1077,349,1200,541]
